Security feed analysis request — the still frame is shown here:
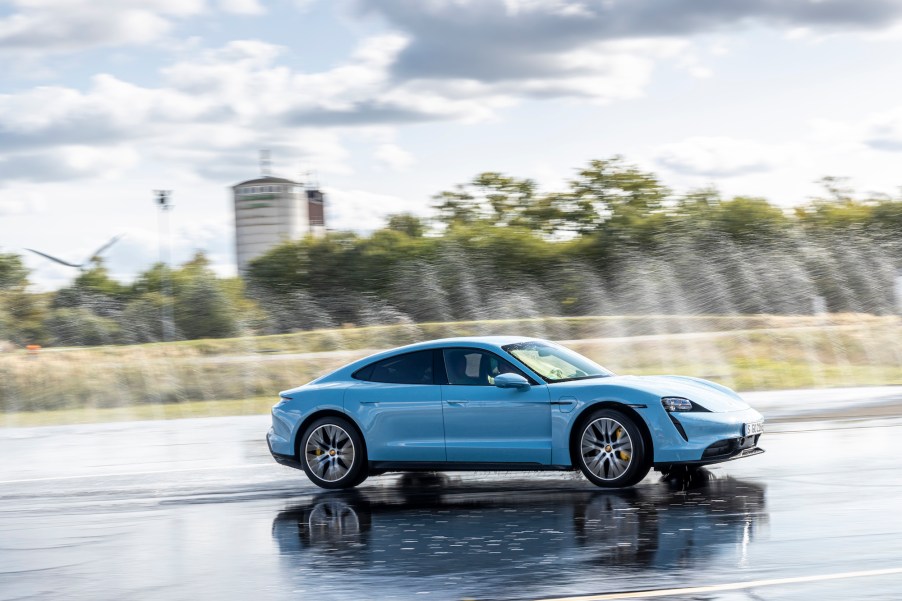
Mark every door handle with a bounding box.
[358,400,379,405]
[446,401,468,407]
[549,400,574,405]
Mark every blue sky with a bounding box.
[3,0,902,289]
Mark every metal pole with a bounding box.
[896,269,902,315]
[155,190,175,342]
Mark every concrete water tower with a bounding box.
[232,155,327,274]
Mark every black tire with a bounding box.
[299,416,367,490]
[573,408,650,488]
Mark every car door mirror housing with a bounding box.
[494,373,530,389]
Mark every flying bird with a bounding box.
[26,235,124,271]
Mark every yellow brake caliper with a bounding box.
[615,427,630,461]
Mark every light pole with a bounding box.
[155,190,175,342]
[896,268,902,314]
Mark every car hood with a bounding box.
[554,375,751,413]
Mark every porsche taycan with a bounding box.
[266,336,764,489]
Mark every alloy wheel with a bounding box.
[305,424,356,482]
[581,417,634,481]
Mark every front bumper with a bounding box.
[674,437,765,466]
[651,406,766,465]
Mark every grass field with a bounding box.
[3,314,901,427]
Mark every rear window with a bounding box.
[353,350,434,385]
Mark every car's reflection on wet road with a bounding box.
[272,473,766,598]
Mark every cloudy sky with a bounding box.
[3,0,902,289]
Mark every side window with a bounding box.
[355,351,434,385]
[442,349,526,386]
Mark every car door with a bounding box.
[344,349,446,462]
[440,348,551,464]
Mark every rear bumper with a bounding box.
[267,430,304,471]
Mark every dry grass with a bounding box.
[2,314,901,426]
[0,396,276,428]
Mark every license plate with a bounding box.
[744,421,764,436]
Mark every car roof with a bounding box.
[314,336,549,383]
[360,335,547,361]
[403,335,543,349]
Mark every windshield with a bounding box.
[502,341,614,383]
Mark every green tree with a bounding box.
[0,253,47,344]
[573,157,668,214]
[470,172,538,227]
[171,252,240,339]
[795,176,874,232]
[710,196,789,242]
[432,185,481,226]
[174,273,239,339]
[0,252,28,290]
[44,307,123,346]
[386,213,427,238]
[432,172,541,229]
[119,293,165,343]
[568,156,671,241]
[871,198,902,235]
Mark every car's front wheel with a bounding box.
[300,417,367,489]
[575,409,649,488]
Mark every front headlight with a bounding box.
[662,397,694,412]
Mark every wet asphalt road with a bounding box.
[2,388,902,601]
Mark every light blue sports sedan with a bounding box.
[267,336,764,489]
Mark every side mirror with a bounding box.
[494,373,530,390]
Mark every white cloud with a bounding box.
[324,187,425,231]
[0,0,205,57]
[675,50,714,79]
[0,145,140,183]
[806,105,902,154]
[0,189,46,216]
[708,39,731,56]
[0,199,29,216]
[218,0,266,15]
[6,30,646,188]
[654,137,793,178]
[363,0,902,85]
[641,111,902,207]
[0,39,380,184]
[293,0,320,11]
[864,106,902,151]
[0,199,36,216]
[374,143,415,171]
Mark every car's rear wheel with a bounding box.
[300,417,367,489]
[575,409,649,488]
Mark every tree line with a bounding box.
[2,157,901,346]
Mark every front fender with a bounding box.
[551,386,661,466]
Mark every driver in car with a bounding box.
[447,351,483,385]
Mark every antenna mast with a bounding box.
[260,149,272,177]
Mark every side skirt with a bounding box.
[369,461,573,473]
